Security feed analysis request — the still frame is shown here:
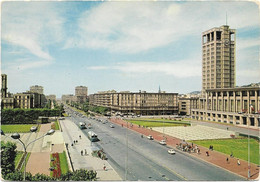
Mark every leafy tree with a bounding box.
[1,141,17,177]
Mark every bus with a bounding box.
[79,122,86,129]
[87,131,99,142]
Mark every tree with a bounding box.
[1,141,17,177]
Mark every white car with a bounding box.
[159,140,166,145]
[168,149,176,155]
[147,135,154,140]
[110,124,115,128]
[30,126,37,132]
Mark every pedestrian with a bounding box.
[81,150,83,156]
[226,157,229,163]
[73,140,75,144]
[76,140,78,143]
[237,159,240,165]
[206,151,209,156]
[227,127,229,130]
[230,152,234,158]
[103,164,106,171]
[85,149,87,155]
[71,143,74,147]
[79,135,81,139]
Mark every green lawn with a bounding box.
[59,151,69,174]
[15,151,24,169]
[54,120,60,130]
[1,124,38,133]
[128,120,189,127]
[192,138,259,165]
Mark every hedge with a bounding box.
[1,108,61,124]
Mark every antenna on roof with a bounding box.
[226,12,228,25]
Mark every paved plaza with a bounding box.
[152,125,236,140]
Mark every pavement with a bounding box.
[110,117,259,180]
[153,125,235,140]
[59,118,122,181]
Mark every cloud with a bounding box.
[3,58,52,72]
[65,1,259,54]
[2,2,65,60]
[88,59,201,78]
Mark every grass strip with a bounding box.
[15,151,24,169]
[59,151,69,174]
[192,138,259,165]
[1,124,36,133]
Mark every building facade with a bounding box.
[14,92,44,109]
[191,25,259,129]
[89,90,178,115]
[1,74,14,109]
[61,94,75,104]
[30,85,44,94]
[178,96,200,116]
[75,86,88,103]
[192,87,260,128]
[202,25,236,96]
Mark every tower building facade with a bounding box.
[202,25,236,95]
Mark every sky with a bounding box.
[1,1,259,98]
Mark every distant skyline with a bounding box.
[2,1,259,98]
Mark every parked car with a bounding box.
[168,149,176,155]
[147,135,154,140]
[159,140,166,145]
[30,126,37,132]
[110,124,115,128]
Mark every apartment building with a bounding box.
[14,92,44,109]
[89,90,178,115]
[75,86,88,103]
[61,94,75,104]
[30,85,44,94]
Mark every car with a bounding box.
[30,126,38,132]
[110,124,114,128]
[159,140,166,145]
[147,135,154,140]
[168,149,176,155]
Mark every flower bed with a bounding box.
[50,153,61,178]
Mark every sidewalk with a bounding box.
[59,119,122,181]
[110,117,259,180]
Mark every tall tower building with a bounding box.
[1,74,7,98]
[202,25,236,95]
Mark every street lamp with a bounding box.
[1,129,55,181]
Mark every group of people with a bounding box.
[176,142,200,154]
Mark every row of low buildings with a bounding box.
[61,86,88,104]
[1,74,56,109]
[89,90,179,115]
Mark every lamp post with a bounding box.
[1,129,55,181]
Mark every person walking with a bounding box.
[81,150,83,156]
[237,159,240,165]
[226,157,229,163]
[103,164,106,171]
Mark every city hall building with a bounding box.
[89,90,178,115]
[191,25,260,129]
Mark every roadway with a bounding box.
[64,107,245,181]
